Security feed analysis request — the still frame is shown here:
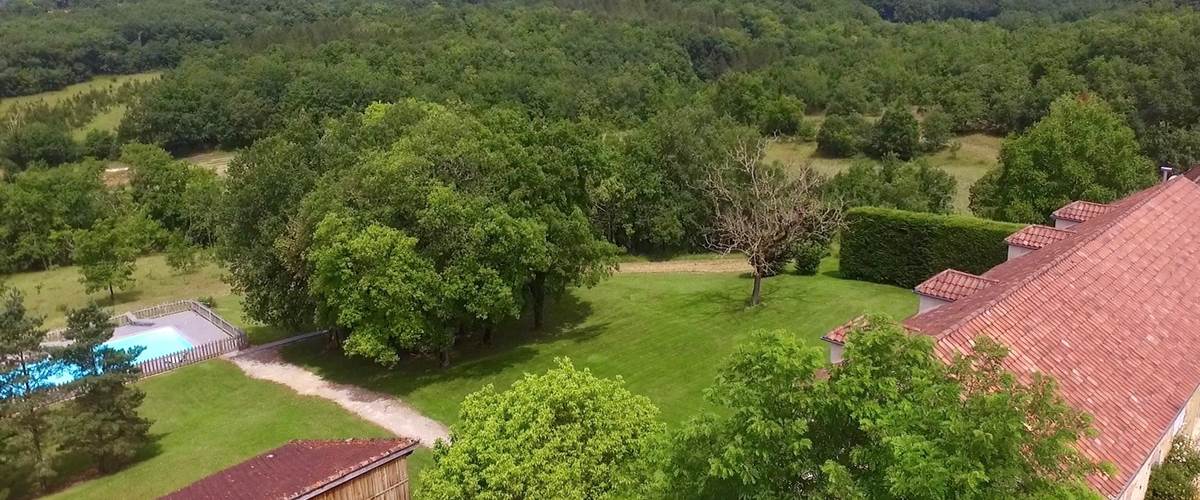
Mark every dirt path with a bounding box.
[617,258,750,274]
[231,348,450,447]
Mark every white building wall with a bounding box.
[1007,245,1032,261]
[1054,218,1079,230]
[917,295,952,314]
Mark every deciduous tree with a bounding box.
[74,209,158,303]
[704,140,842,305]
[665,317,1108,499]
[420,359,664,500]
[971,94,1155,223]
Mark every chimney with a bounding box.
[1161,164,1174,183]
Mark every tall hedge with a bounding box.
[840,207,1025,288]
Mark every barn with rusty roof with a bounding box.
[160,438,418,500]
[823,175,1200,499]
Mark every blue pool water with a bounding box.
[44,327,194,386]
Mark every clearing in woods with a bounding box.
[0,72,160,114]
[765,133,1002,213]
[184,150,237,176]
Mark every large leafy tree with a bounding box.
[73,209,159,304]
[971,94,1155,223]
[223,100,614,342]
[665,316,1107,499]
[307,215,447,367]
[420,358,664,499]
[0,162,107,272]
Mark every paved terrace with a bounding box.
[114,310,233,346]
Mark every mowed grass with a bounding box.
[765,133,1002,212]
[282,258,917,426]
[0,72,160,114]
[2,254,230,329]
[46,361,391,500]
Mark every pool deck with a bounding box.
[113,310,233,347]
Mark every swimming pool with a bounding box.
[44,327,194,386]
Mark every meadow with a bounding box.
[281,258,917,426]
[765,133,1002,212]
[0,73,158,114]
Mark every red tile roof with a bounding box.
[822,315,867,345]
[913,269,998,302]
[1051,200,1111,223]
[1005,224,1075,250]
[161,439,418,500]
[902,178,1200,497]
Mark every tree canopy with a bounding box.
[420,358,664,500]
[664,317,1107,499]
[971,94,1155,223]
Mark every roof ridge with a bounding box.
[925,180,1179,339]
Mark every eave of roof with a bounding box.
[1004,224,1075,250]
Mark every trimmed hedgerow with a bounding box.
[840,207,1024,288]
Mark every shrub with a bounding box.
[827,158,956,214]
[817,113,871,157]
[791,239,829,275]
[870,104,920,160]
[840,207,1023,288]
[1148,437,1200,500]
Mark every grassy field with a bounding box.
[46,361,391,499]
[2,255,230,329]
[282,258,917,426]
[184,150,237,176]
[765,133,1002,212]
[72,104,128,140]
[0,72,160,115]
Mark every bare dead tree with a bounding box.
[704,140,842,306]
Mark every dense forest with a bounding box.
[1,0,1197,348]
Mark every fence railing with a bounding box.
[136,335,248,378]
[32,299,250,404]
[45,299,245,342]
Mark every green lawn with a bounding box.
[46,360,391,499]
[0,254,292,344]
[765,133,1001,212]
[282,258,917,426]
[2,254,231,329]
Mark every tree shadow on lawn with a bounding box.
[41,432,165,497]
[280,291,606,397]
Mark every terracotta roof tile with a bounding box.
[822,315,867,345]
[902,178,1200,497]
[1052,200,1111,223]
[1005,224,1075,250]
[161,438,418,500]
[913,269,998,302]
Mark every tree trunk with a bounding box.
[750,273,763,306]
[531,273,546,330]
[440,347,451,368]
[108,283,115,304]
[482,325,493,346]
